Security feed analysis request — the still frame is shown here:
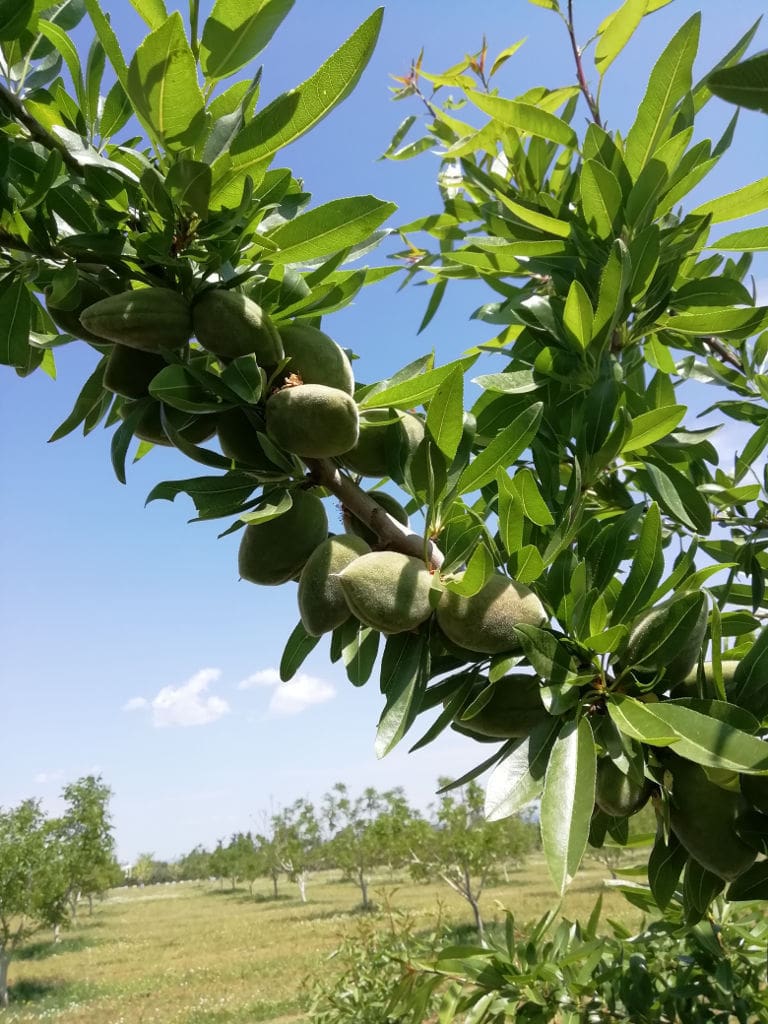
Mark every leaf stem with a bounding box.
[189,0,201,62]
[565,0,602,127]
[305,458,445,570]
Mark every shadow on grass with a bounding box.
[9,977,99,1008]
[184,996,302,1023]
[16,934,98,961]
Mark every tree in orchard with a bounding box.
[131,852,157,886]
[323,784,417,909]
[408,780,537,938]
[1,0,768,924]
[0,800,70,1008]
[57,775,116,918]
[271,798,322,903]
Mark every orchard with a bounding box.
[2,0,768,1002]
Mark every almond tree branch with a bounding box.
[566,0,603,127]
[305,458,445,571]
[705,335,744,374]
[0,81,84,176]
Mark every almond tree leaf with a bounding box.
[726,861,768,901]
[562,278,593,351]
[485,718,561,821]
[458,403,543,495]
[467,92,577,147]
[541,718,596,895]
[708,226,768,252]
[128,0,168,29]
[427,367,464,461]
[610,502,663,625]
[580,159,622,239]
[375,633,429,758]
[201,0,294,82]
[48,356,108,441]
[226,9,383,175]
[0,0,33,39]
[594,0,647,78]
[0,278,32,369]
[280,620,321,681]
[127,11,206,151]
[691,175,768,223]
[145,472,258,517]
[729,626,768,720]
[707,51,768,115]
[625,14,700,177]
[621,405,687,452]
[267,195,396,264]
[360,356,476,410]
[648,831,688,909]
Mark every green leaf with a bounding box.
[340,619,379,687]
[110,400,145,485]
[657,306,768,336]
[691,175,768,223]
[709,226,768,252]
[457,403,543,495]
[0,279,32,370]
[280,621,321,682]
[642,461,711,534]
[165,159,212,218]
[513,468,554,526]
[495,194,571,238]
[84,0,131,100]
[726,861,768,901]
[729,626,768,720]
[595,0,648,78]
[145,472,258,518]
[126,11,206,152]
[592,240,631,348]
[38,20,84,109]
[148,367,229,414]
[648,831,688,909]
[644,702,768,773]
[360,357,476,411]
[512,625,581,686]
[562,279,593,351]
[610,502,663,625]
[267,195,395,264]
[225,9,383,177]
[375,633,428,758]
[220,355,262,404]
[48,357,108,442]
[541,718,596,895]
[708,51,768,114]
[485,718,560,821]
[240,490,293,525]
[128,0,168,29]
[621,405,686,453]
[580,159,622,239]
[0,0,33,40]
[467,93,577,147]
[625,14,700,177]
[201,0,294,81]
[426,367,464,461]
[472,371,541,395]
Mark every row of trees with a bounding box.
[135,781,538,936]
[0,776,117,1008]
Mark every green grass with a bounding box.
[4,858,644,1024]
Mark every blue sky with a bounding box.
[1,0,767,862]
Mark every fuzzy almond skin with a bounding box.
[119,401,216,447]
[452,673,548,739]
[278,323,354,394]
[266,384,359,458]
[238,490,328,586]
[437,574,547,655]
[80,288,192,351]
[193,290,283,363]
[342,409,424,478]
[595,759,653,818]
[337,551,434,634]
[666,753,756,881]
[217,408,281,472]
[298,535,371,636]
[621,593,708,682]
[104,345,166,398]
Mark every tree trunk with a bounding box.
[358,869,369,909]
[468,894,484,940]
[88,894,94,916]
[297,872,307,903]
[53,924,61,944]
[272,871,279,899]
[0,951,10,1009]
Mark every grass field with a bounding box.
[5,859,644,1024]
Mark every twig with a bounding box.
[705,335,744,374]
[566,0,602,127]
[305,458,445,571]
[0,81,84,176]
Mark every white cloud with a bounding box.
[237,668,281,690]
[123,697,148,712]
[34,770,63,784]
[268,673,336,716]
[124,668,230,728]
